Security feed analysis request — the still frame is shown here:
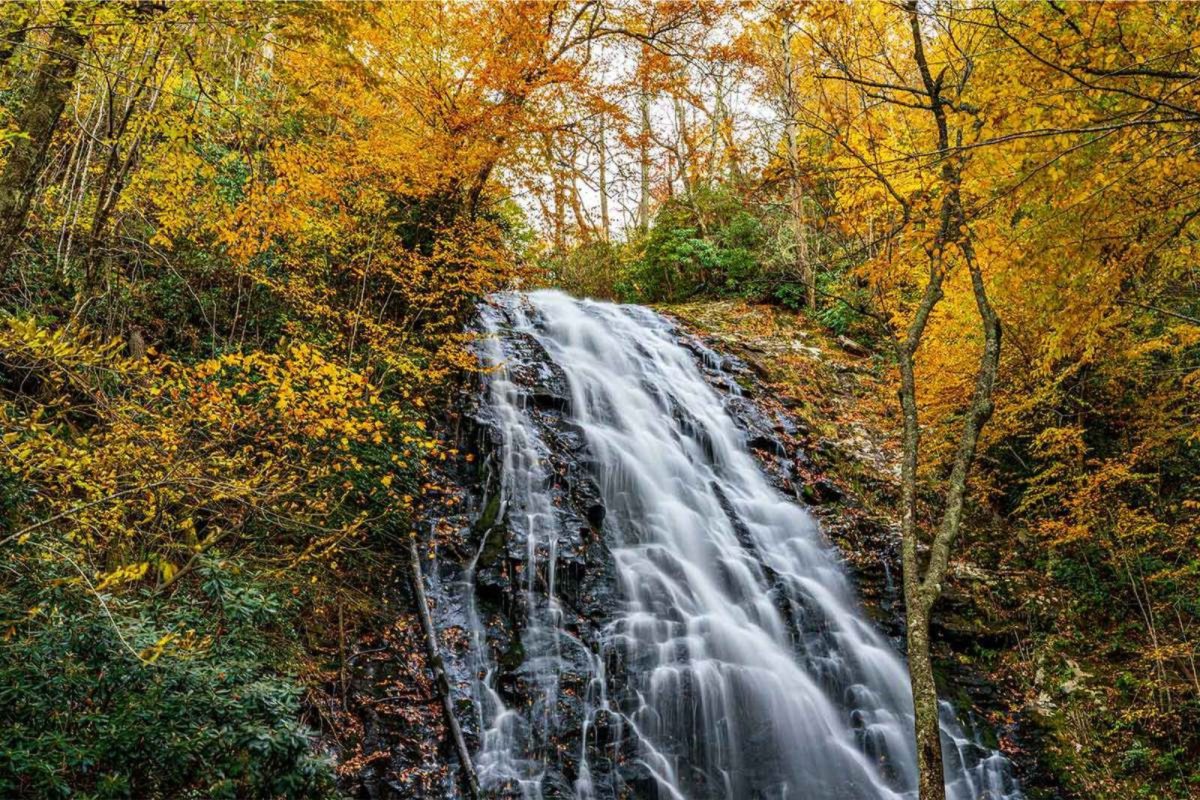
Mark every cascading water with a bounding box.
[458,290,1022,800]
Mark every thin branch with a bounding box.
[1117,300,1200,326]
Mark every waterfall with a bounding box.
[458,290,1022,800]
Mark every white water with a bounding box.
[466,290,1021,800]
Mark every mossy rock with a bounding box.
[500,638,525,671]
[475,491,502,534]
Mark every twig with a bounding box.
[0,480,174,549]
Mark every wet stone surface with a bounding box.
[338,294,1028,800]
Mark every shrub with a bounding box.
[0,558,336,799]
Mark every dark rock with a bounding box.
[802,478,843,505]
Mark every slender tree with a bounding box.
[783,2,1004,793]
[0,7,87,275]
[770,3,814,310]
[892,5,1001,795]
[596,113,610,240]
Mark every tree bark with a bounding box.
[542,133,567,253]
[906,603,944,800]
[713,71,742,183]
[776,8,814,310]
[0,10,87,275]
[84,39,164,291]
[597,115,610,241]
[893,3,1004,798]
[566,139,593,242]
[637,76,652,232]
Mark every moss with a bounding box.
[475,491,502,534]
[499,638,525,671]
[476,527,508,570]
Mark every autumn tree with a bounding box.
[509,1,1200,794]
[0,2,616,793]
[779,1,1200,794]
[0,3,87,273]
[895,13,1001,798]
[768,3,1003,796]
[2,0,1196,795]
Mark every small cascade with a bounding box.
[457,290,1022,800]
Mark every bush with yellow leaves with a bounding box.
[0,315,425,797]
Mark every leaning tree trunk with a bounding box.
[0,11,86,274]
[408,533,481,799]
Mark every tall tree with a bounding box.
[771,4,814,310]
[596,113,611,240]
[637,68,652,232]
[0,6,87,274]
[789,2,1005,793]
[892,5,1002,793]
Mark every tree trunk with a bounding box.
[637,79,651,232]
[892,6,1004,798]
[897,323,947,800]
[567,139,593,241]
[0,11,86,275]
[776,10,814,310]
[541,133,566,253]
[597,115,610,241]
[907,603,945,800]
[674,95,693,196]
[713,72,742,183]
[84,39,165,292]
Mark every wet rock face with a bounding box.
[433,303,908,799]
[425,307,903,798]
[678,327,905,641]
[344,296,1027,800]
[471,332,618,637]
[429,309,635,797]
